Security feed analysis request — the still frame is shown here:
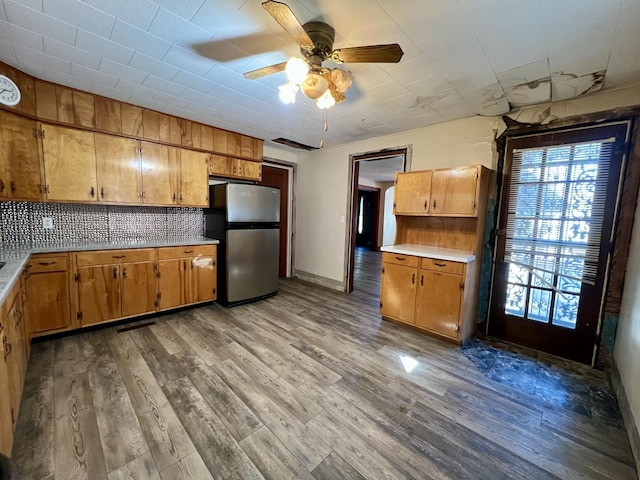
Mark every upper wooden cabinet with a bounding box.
[41,124,98,202]
[178,148,209,207]
[140,142,178,206]
[209,154,262,182]
[394,170,432,215]
[0,110,43,201]
[95,133,141,204]
[394,165,486,217]
[430,166,479,216]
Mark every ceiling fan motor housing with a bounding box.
[302,21,335,62]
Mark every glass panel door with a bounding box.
[489,123,628,364]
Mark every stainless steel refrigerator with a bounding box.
[204,183,280,306]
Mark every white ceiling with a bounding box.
[359,155,404,183]
[0,0,639,150]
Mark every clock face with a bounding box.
[0,75,21,106]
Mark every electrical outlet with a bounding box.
[42,217,53,229]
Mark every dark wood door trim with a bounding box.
[258,164,290,278]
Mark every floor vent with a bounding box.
[271,137,318,150]
[116,321,157,333]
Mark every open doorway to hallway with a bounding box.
[349,153,406,297]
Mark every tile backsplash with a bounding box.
[0,202,204,245]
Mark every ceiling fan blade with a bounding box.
[262,1,314,50]
[244,62,287,80]
[331,44,404,64]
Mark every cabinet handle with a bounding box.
[15,310,22,326]
[179,194,183,202]
[411,273,415,284]
[172,193,176,203]
[0,180,5,192]
[433,199,437,209]
[101,187,104,198]
[112,255,125,259]
[3,337,11,360]
[122,267,127,278]
[395,256,405,261]
[184,250,194,254]
[421,275,424,286]
[10,181,15,193]
[141,192,145,200]
[434,262,447,267]
[424,200,427,209]
[37,261,57,266]
[113,267,118,279]
[90,186,95,197]
[183,260,187,270]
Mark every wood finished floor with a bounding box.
[11,248,638,480]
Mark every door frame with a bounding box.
[262,159,295,278]
[356,185,381,251]
[345,146,411,293]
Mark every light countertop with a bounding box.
[381,244,476,263]
[0,238,220,306]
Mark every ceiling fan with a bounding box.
[244,1,404,109]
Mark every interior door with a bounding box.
[95,133,141,204]
[258,165,289,277]
[489,123,628,363]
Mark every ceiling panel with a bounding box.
[0,0,637,149]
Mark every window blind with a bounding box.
[505,137,616,292]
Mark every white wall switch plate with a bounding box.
[42,217,54,229]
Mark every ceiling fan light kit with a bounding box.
[245,0,404,111]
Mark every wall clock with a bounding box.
[0,74,21,106]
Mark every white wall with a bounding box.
[382,186,396,246]
[615,188,640,438]
[294,83,640,287]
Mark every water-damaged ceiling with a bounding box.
[0,0,638,150]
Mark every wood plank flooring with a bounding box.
[11,250,638,479]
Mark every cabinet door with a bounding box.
[77,265,121,325]
[190,256,216,303]
[237,159,262,181]
[0,111,43,200]
[208,154,234,177]
[430,166,478,216]
[42,125,97,201]
[121,262,157,317]
[25,270,71,335]
[4,296,25,432]
[140,141,178,205]
[158,259,187,310]
[415,270,463,338]
[380,262,417,324]
[179,149,209,207]
[394,171,432,215]
[95,133,141,204]
[0,330,13,455]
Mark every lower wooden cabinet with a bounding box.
[25,254,72,336]
[77,264,122,326]
[121,261,157,317]
[380,252,473,342]
[157,245,217,310]
[0,278,30,455]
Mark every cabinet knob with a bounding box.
[122,267,127,278]
[90,186,95,198]
[433,199,437,209]
[412,273,415,284]
[424,200,427,209]
[101,187,104,198]
[113,267,118,279]
[420,275,424,286]
[434,262,446,267]
[0,180,5,192]
[395,256,405,261]
[173,193,177,202]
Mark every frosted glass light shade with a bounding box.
[300,73,329,100]
[316,89,335,109]
[285,57,309,85]
[278,82,298,104]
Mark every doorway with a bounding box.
[489,123,629,364]
[346,149,409,293]
[258,164,291,278]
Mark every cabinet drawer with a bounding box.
[420,258,464,275]
[27,254,69,273]
[76,248,156,266]
[158,245,216,260]
[382,252,419,268]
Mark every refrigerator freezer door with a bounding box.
[227,228,279,303]
[224,184,280,223]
